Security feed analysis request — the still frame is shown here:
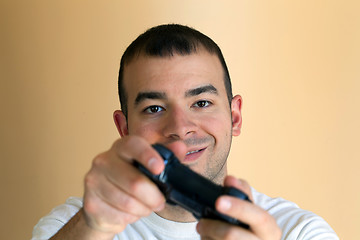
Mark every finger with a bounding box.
[165,140,188,161]
[85,167,159,217]
[87,154,165,211]
[216,195,280,239]
[106,163,166,211]
[223,175,253,201]
[220,176,281,239]
[83,190,140,233]
[197,219,258,240]
[112,136,165,174]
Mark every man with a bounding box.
[32,24,338,240]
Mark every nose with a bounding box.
[162,107,197,140]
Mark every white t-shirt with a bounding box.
[32,188,339,240]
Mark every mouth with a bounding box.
[183,147,206,163]
[186,149,201,155]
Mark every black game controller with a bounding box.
[133,144,251,229]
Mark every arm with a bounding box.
[50,209,114,240]
[44,136,166,240]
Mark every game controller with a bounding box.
[133,144,251,229]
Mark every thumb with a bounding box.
[164,141,187,162]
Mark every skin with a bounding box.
[50,50,281,240]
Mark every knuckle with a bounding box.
[112,138,126,151]
[255,211,274,227]
[84,165,101,189]
[257,214,269,225]
[122,213,139,224]
[128,176,162,208]
[121,195,137,210]
[128,175,146,195]
[237,178,251,192]
[84,155,109,189]
[120,195,152,217]
[83,198,98,216]
[84,173,96,188]
[92,152,109,168]
[222,227,239,240]
[112,137,151,163]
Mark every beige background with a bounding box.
[1,1,359,239]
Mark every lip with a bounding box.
[183,147,207,163]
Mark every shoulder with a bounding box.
[31,197,83,240]
[252,188,339,240]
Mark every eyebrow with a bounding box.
[185,84,218,97]
[134,84,218,106]
[135,91,167,106]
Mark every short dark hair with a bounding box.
[118,24,233,117]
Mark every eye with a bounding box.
[143,105,164,114]
[193,100,212,108]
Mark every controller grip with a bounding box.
[223,186,250,201]
[134,144,251,229]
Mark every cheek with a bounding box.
[128,120,161,140]
[199,113,232,137]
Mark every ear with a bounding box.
[231,95,242,136]
[113,110,129,137]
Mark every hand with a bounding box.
[82,136,167,236]
[196,176,282,240]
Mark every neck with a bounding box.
[156,204,197,222]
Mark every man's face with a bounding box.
[120,50,242,182]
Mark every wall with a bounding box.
[1,1,359,239]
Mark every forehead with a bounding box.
[122,51,226,102]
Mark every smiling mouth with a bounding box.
[186,147,206,156]
[186,149,200,155]
[186,148,206,156]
